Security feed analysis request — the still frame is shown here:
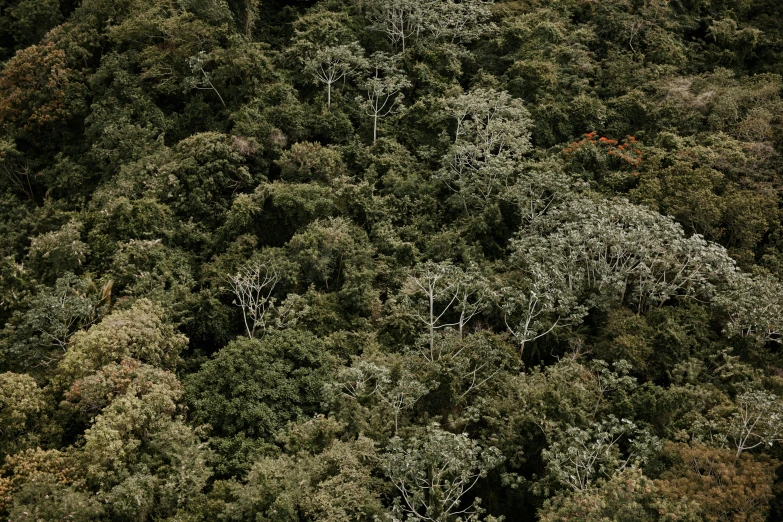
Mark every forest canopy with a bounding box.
[1,0,783,520]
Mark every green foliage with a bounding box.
[366,0,494,53]
[383,423,504,521]
[185,330,336,440]
[85,51,170,175]
[538,467,699,522]
[0,372,47,456]
[1,0,783,519]
[6,0,63,49]
[511,197,736,313]
[6,478,104,522]
[167,132,255,225]
[287,217,378,312]
[304,42,369,108]
[27,220,89,282]
[332,349,431,438]
[55,298,187,385]
[63,358,181,424]
[1,273,110,371]
[542,415,660,491]
[277,141,346,184]
[220,418,386,521]
[81,374,211,519]
[438,88,533,212]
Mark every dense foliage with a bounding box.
[1,0,783,520]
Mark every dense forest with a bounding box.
[1,0,783,520]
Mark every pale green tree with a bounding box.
[27,220,89,282]
[55,298,188,386]
[400,261,490,361]
[366,0,494,52]
[512,198,736,314]
[222,424,386,522]
[383,424,504,521]
[424,0,494,44]
[228,261,280,339]
[724,388,783,463]
[335,357,429,436]
[305,42,369,108]
[717,272,783,346]
[439,89,533,211]
[500,265,586,357]
[360,53,411,143]
[366,0,422,52]
[542,415,660,491]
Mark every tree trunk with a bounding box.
[245,0,259,38]
[429,291,435,360]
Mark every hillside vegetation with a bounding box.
[1,0,783,520]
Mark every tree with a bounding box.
[656,442,777,522]
[223,422,387,522]
[420,330,513,408]
[167,132,254,226]
[62,358,179,424]
[539,467,699,522]
[0,42,85,138]
[383,424,504,521]
[27,220,90,283]
[512,197,736,315]
[542,415,659,491]
[1,273,111,370]
[305,42,368,108]
[400,261,489,361]
[717,272,783,346]
[439,89,533,211]
[501,167,579,226]
[228,261,280,339]
[184,51,227,108]
[0,448,86,517]
[184,330,336,441]
[726,388,783,462]
[241,0,261,38]
[0,372,47,456]
[6,479,104,522]
[501,263,586,357]
[424,0,494,45]
[79,365,211,520]
[366,0,495,52]
[360,53,411,143]
[7,0,63,48]
[335,357,429,436]
[366,0,422,53]
[0,139,35,202]
[276,141,346,184]
[403,261,459,360]
[55,298,188,386]
[287,217,378,313]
